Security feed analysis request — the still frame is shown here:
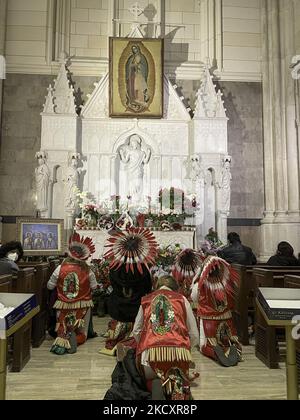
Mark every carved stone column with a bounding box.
[199,0,223,70]
[260,0,300,260]
[217,211,228,245]
[55,0,71,60]
[0,0,7,142]
[110,154,117,197]
[152,156,161,214]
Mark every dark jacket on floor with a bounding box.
[218,242,257,265]
[104,349,150,400]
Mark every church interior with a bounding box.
[0,0,300,401]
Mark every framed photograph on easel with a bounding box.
[16,218,64,256]
[109,37,164,118]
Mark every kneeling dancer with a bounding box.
[192,255,242,366]
[134,275,199,400]
[47,233,97,355]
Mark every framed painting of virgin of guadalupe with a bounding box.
[109,37,164,118]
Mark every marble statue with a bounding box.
[35,151,50,213]
[190,154,206,186]
[119,134,151,203]
[64,153,81,212]
[220,157,232,214]
[189,154,206,223]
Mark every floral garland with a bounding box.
[74,188,198,231]
[200,228,224,255]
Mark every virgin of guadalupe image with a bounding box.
[126,45,150,113]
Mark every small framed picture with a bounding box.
[16,218,64,256]
[109,37,164,118]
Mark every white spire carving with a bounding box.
[42,52,77,116]
[194,65,227,119]
[43,84,55,114]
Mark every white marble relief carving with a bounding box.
[35,151,51,215]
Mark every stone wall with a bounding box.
[178,79,264,220]
[220,81,264,219]
[0,73,52,216]
[0,73,100,216]
[4,0,263,80]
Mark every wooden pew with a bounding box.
[253,268,300,289]
[0,275,12,293]
[9,268,35,372]
[12,268,35,294]
[18,263,50,348]
[232,264,292,345]
[254,271,300,369]
[232,264,259,345]
[283,276,300,388]
[284,275,300,289]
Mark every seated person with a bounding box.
[267,241,300,266]
[191,255,242,367]
[0,241,23,275]
[218,232,257,265]
[47,233,97,355]
[99,227,157,355]
[133,275,199,400]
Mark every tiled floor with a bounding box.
[6,317,287,400]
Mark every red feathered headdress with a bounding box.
[172,248,204,283]
[104,227,158,274]
[194,255,239,302]
[68,232,96,261]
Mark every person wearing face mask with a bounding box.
[0,241,24,275]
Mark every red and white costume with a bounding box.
[47,233,97,353]
[191,256,242,366]
[133,286,199,399]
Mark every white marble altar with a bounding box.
[78,229,196,259]
[37,27,229,244]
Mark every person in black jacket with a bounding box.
[99,227,158,356]
[267,241,300,266]
[218,232,257,265]
[0,241,23,275]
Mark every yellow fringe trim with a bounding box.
[74,319,85,329]
[148,347,192,363]
[201,311,232,321]
[53,300,94,310]
[208,338,218,347]
[53,337,71,350]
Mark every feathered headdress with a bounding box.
[104,227,158,274]
[172,249,204,283]
[194,255,239,302]
[68,232,96,261]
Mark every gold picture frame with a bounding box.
[16,218,64,256]
[109,37,164,118]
